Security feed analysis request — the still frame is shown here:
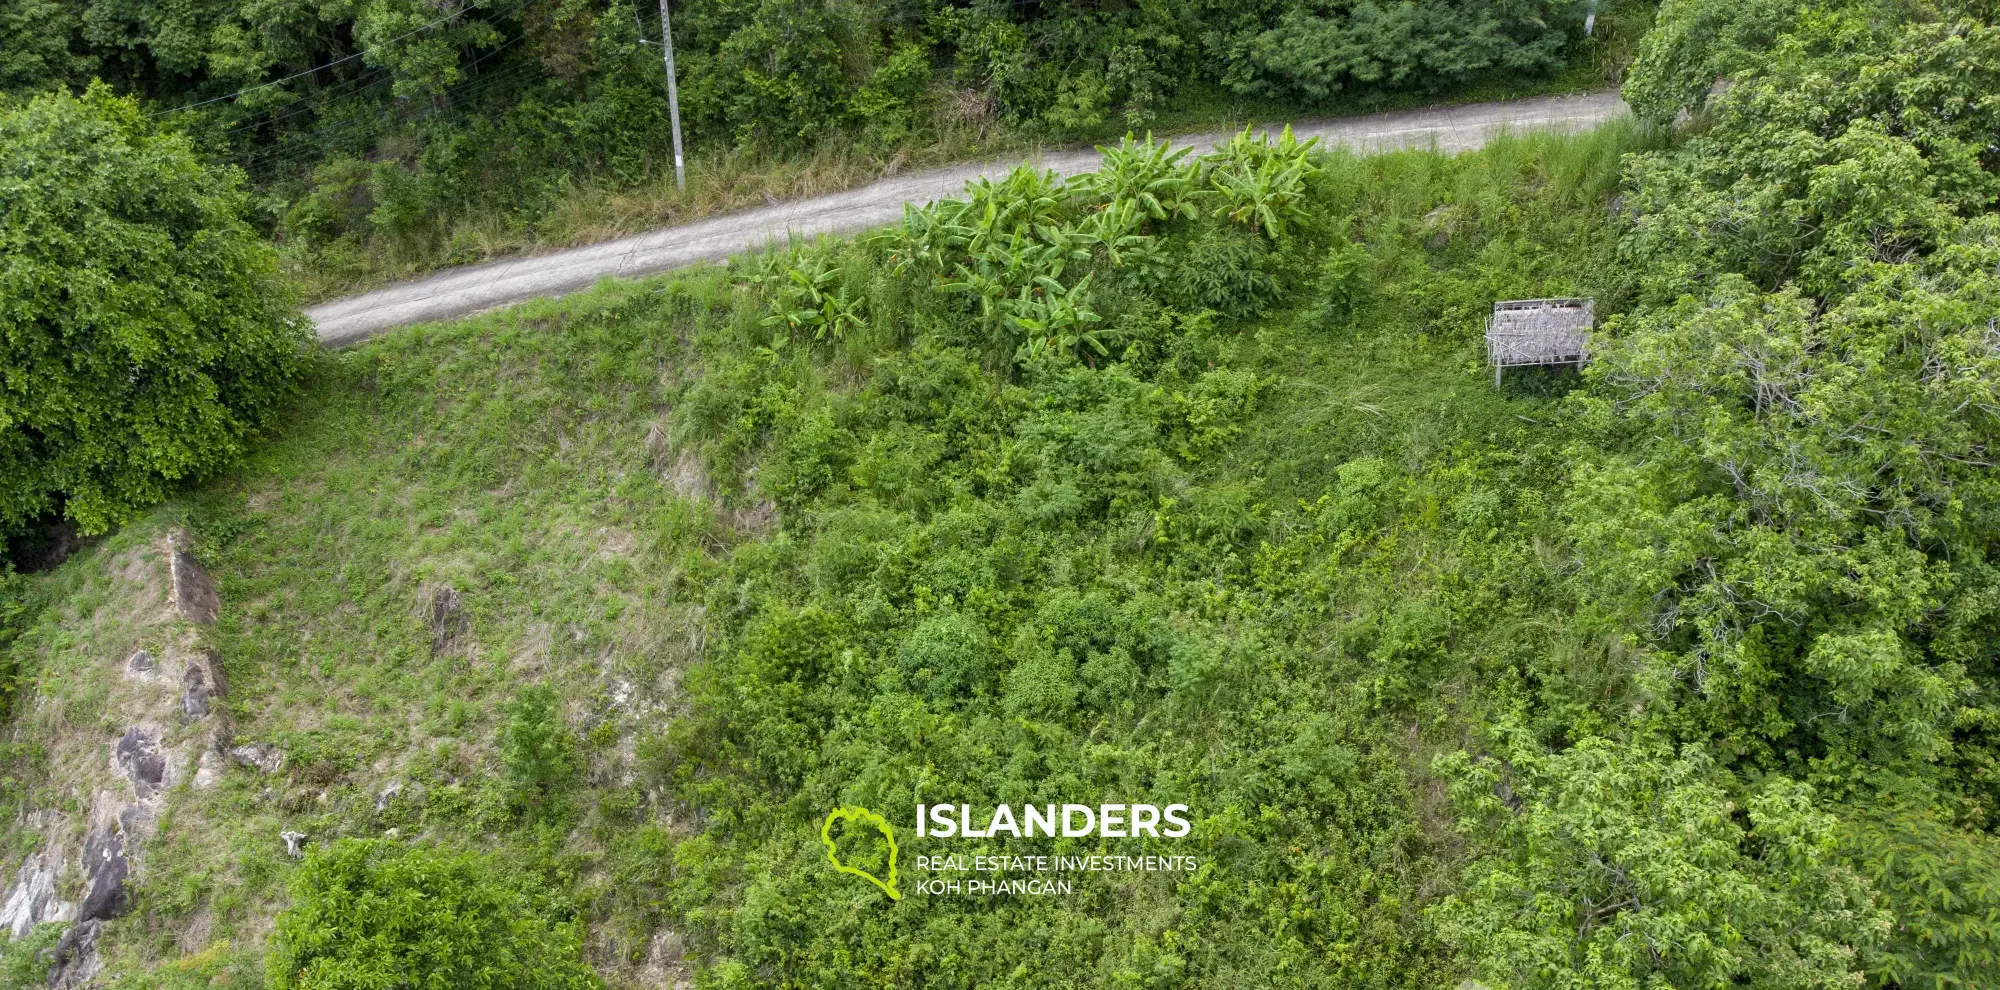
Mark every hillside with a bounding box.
[0,123,1641,985]
[5,1,2000,987]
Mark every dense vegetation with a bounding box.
[0,0,1633,297]
[632,0,2000,983]
[1,0,1999,987]
[0,86,308,539]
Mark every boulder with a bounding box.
[181,650,228,721]
[45,918,101,988]
[112,727,166,801]
[167,537,219,626]
[77,826,126,922]
[191,749,225,790]
[281,831,307,858]
[125,650,155,674]
[230,742,285,774]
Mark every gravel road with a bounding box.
[308,90,1627,346]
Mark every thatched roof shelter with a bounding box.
[1486,298,1592,385]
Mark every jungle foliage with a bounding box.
[619,0,2000,986]
[268,839,601,990]
[0,0,1622,291]
[0,85,308,540]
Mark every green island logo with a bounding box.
[820,805,901,900]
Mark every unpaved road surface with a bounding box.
[309,90,1627,346]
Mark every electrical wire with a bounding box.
[151,0,522,117]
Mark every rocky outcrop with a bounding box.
[0,530,241,984]
[113,727,168,801]
[180,649,227,722]
[77,825,127,923]
[46,918,101,988]
[0,847,68,938]
[167,536,218,626]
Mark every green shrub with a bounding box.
[0,922,62,989]
[500,684,580,817]
[0,85,308,536]
[269,839,599,990]
[1316,241,1372,324]
[1167,228,1284,317]
[896,611,995,701]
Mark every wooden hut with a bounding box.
[1485,298,1592,385]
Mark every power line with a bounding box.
[150,0,513,117]
[236,49,550,175]
[217,29,525,143]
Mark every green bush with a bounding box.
[1221,0,1576,100]
[500,684,580,818]
[269,839,599,990]
[0,85,308,536]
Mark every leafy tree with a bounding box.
[1621,0,1797,123]
[1221,0,1576,101]
[1841,797,2000,988]
[0,85,307,536]
[1435,736,1890,989]
[269,839,601,990]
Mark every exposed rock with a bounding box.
[181,649,227,721]
[0,852,68,938]
[192,749,225,789]
[125,650,155,674]
[167,535,219,626]
[637,927,694,989]
[375,780,402,814]
[643,422,673,469]
[77,826,127,922]
[45,918,101,988]
[281,831,308,858]
[112,727,166,801]
[117,804,154,846]
[230,742,285,774]
[422,585,470,656]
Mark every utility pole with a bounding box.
[657,0,686,190]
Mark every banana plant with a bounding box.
[960,167,1069,251]
[870,202,972,277]
[1006,273,1107,364]
[1024,223,1096,282]
[1079,132,1197,223]
[1207,125,1321,240]
[758,265,867,341]
[1074,198,1159,268]
[940,260,1010,330]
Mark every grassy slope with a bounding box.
[5,122,1652,986]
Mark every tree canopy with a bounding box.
[0,85,307,537]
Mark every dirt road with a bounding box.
[308,90,1627,346]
